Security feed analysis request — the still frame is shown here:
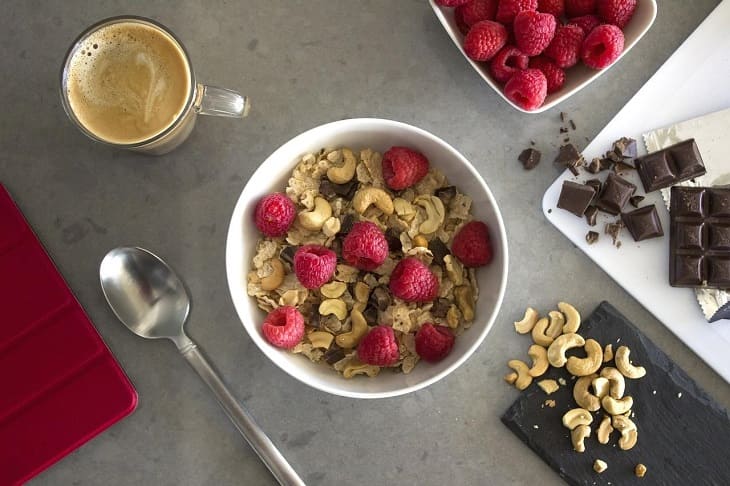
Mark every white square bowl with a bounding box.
[429,0,658,114]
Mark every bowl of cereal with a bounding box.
[226,118,508,398]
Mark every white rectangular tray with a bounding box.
[542,0,730,384]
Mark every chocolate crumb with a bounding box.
[586,231,599,245]
[560,127,569,134]
[323,346,345,365]
[279,246,298,266]
[385,229,401,252]
[568,163,579,176]
[585,179,602,195]
[340,214,355,234]
[560,112,567,123]
[604,220,624,247]
[613,160,636,173]
[563,137,571,143]
[518,148,541,170]
[570,120,577,130]
[613,137,638,159]
[530,140,536,146]
[435,185,457,204]
[599,158,615,171]
[428,238,450,265]
[586,158,601,174]
[585,206,598,226]
[629,195,645,208]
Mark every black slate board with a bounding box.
[501,302,730,486]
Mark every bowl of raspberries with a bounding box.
[431,0,657,112]
[226,118,508,398]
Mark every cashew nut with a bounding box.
[612,415,638,450]
[596,415,614,444]
[615,346,647,379]
[635,463,647,478]
[528,344,549,377]
[454,285,475,322]
[335,309,369,349]
[322,216,341,237]
[562,408,593,430]
[593,459,607,473]
[504,372,518,385]
[602,395,633,416]
[354,281,370,303]
[353,186,394,215]
[412,234,428,248]
[514,307,539,334]
[308,331,334,349]
[444,254,465,286]
[547,333,585,368]
[446,305,461,329]
[566,338,603,376]
[573,374,601,412]
[298,197,333,231]
[321,281,347,299]
[393,198,416,222]
[260,258,285,291]
[343,359,380,378]
[571,424,591,453]
[326,147,357,184]
[558,301,581,333]
[603,343,614,362]
[546,310,565,338]
[319,299,347,321]
[599,367,626,399]
[532,318,556,347]
[414,195,446,234]
[507,360,533,390]
[537,379,559,394]
[592,376,610,399]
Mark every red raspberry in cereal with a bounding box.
[565,0,597,17]
[342,221,389,271]
[261,306,305,349]
[496,0,538,25]
[435,0,472,6]
[504,68,547,111]
[382,146,430,190]
[293,244,337,289]
[567,14,601,36]
[528,55,565,94]
[254,193,296,238]
[451,221,493,267]
[544,24,585,68]
[389,257,439,303]
[415,324,455,362]
[357,326,400,366]
[455,6,471,35]
[581,24,624,69]
[513,10,557,56]
[456,0,498,28]
[537,0,565,17]
[463,20,508,62]
[490,45,529,84]
[597,0,636,28]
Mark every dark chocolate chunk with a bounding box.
[635,139,706,193]
[585,206,598,226]
[585,158,601,174]
[670,186,730,289]
[560,111,566,123]
[560,127,568,134]
[556,181,595,217]
[595,173,636,215]
[319,179,358,200]
[323,346,345,364]
[518,148,541,170]
[331,237,343,259]
[606,150,623,163]
[584,178,602,195]
[629,195,645,208]
[569,119,576,130]
[370,286,391,311]
[385,229,401,252]
[362,305,378,325]
[428,238,450,265]
[435,185,457,204]
[613,136,637,159]
[622,205,664,241]
[586,231,599,244]
[599,157,615,171]
[605,219,624,247]
[339,213,355,234]
[308,311,321,329]
[613,160,635,173]
[279,246,298,266]
[431,298,451,319]
[553,144,584,170]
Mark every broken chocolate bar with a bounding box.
[595,173,636,215]
[622,205,664,241]
[557,181,595,217]
[518,148,541,170]
[635,139,706,193]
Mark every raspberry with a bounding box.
[565,0,596,17]
[389,257,439,303]
[513,10,557,56]
[415,324,455,363]
[463,20,508,62]
[597,0,636,28]
[544,24,585,68]
[254,193,296,237]
[342,221,389,271]
[568,14,601,35]
[537,0,564,17]
[496,0,538,24]
[382,146,430,191]
[261,306,305,349]
[451,221,493,267]
[357,326,399,366]
[504,68,548,111]
[528,55,565,94]
[581,23,624,69]
[489,45,529,84]
[455,0,498,28]
[435,0,471,6]
[293,244,337,289]
[454,6,471,35]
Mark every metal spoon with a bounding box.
[99,246,304,486]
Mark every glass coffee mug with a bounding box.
[60,16,249,155]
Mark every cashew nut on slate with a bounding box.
[615,346,647,379]
[353,186,394,215]
[514,307,539,334]
[546,310,565,338]
[596,415,614,444]
[547,333,585,368]
[635,463,647,477]
[571,424,591,453]
[504,372,518,385]
[612,415,638,450]
[528,344,549,377]
[599,367,626,399]
[319,299,347,321]
[573,374,601,412]
[566,338,603,376]
[260,258,285,291]
[592,376,610,399]
[326,148,357,184]
[308,331,334,349]
[562,408,593,430]
[507,360,533,390]
[537,379,559,394]
[298,197,333,231]
[558,301,581,333]
[415,195,445,235]
[593,459,607,473]
[532,317,556,347]
[602,395,633,415]
[603,343,614,362]
[335,309,369,349]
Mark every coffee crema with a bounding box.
[65,21,191,145]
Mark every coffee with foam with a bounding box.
[65,21,191,145]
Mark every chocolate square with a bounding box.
[556,181,595,217]
[635,139,706,192]
[621,205,664,241]
[595,173,636,215]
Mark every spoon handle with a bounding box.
[180,341,305,486]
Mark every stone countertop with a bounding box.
[1,0,726,484]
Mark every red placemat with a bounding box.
[0,184,137,485]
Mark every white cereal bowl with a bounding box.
[429,0,658,114]
[226,118,508,399]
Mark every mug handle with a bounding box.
[195,83,250,118]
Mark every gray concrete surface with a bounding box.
[1,0,727,484]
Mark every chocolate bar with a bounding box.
[557,181,595,217]
[670,186,730,289]
[622,205,663,241]
[595,172,636,215]
[635,139,706,193]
